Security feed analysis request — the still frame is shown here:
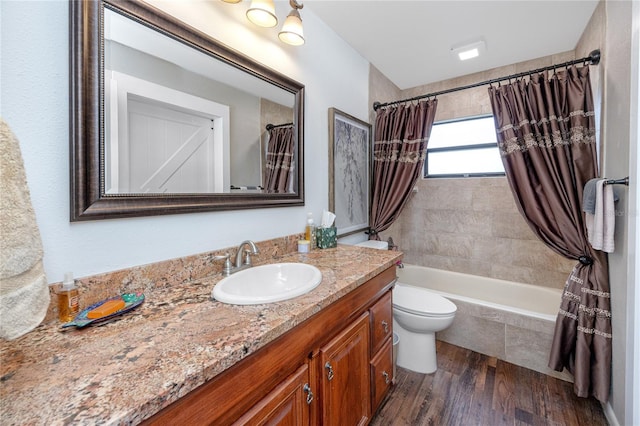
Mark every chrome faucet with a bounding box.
[235,240,259,269]
[214,240,260,276]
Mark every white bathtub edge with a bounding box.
[407,285,557,323]
[394,264,570,382]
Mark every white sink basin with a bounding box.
[212,263,322,305]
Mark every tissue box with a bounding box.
[315,226,337,249]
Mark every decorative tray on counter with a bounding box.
[61,293,145,328]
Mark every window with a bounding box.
[424,115,504,177]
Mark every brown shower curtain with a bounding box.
[488,66,610,402]
[263,126,294,193]
[369,100,438,239]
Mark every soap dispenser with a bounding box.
[57,272,79,323]
[304,212,316,250]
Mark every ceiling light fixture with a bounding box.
[246,0,278,28]
[222,0,305,46]
[278,0,305,46]
[451,40,486,61]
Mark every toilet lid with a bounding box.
[393,284,457,317]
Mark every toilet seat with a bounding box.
[393,283,457,318]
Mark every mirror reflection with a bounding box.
[104,8,295,194]
[71,0,305,220]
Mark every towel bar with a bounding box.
[604,177,629,186]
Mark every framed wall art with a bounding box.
[328,108,372,237]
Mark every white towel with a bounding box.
[585,179,616,253]
[0,119,50,340]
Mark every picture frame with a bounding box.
[328,108,372,237]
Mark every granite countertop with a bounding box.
[0,245,401,425]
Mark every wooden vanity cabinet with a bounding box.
[318,313,371,425]
[233,363,312,426]
[370,338,393,411]
[369,291,392,354]
[368,291,394,412]
[142,266,395,426]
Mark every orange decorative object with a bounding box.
[86,299,125,319]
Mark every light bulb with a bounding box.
[246,0,278,28]
[278,9,304,46]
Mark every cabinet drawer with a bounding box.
[369,291,392,355]
[319,313,371,426]
[370,338,393,411]
[233,363,311,426]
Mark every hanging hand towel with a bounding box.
[0,119,50,340]
[583,177,619,214]
[582,178,600,214]
[585,179,616,253]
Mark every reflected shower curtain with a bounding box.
[488,66,610,402]
[264,126,294,193]
[369,100,438,238]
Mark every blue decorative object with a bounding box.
[60,293,145,328]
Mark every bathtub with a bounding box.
[396,264,572,381]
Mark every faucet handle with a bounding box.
[213,253,233,275]
[243,249,258,266]
[213,252,230,261]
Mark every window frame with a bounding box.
[424,114,505,178]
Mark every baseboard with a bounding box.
[602,401,620,426]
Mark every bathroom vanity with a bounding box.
[144,266,395,425]
[0,245,401,425]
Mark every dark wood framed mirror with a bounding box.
[70,0,304,221]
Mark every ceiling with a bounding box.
[306,1,599,90]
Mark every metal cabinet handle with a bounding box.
[325,362,334,381]
[381,320,389,334]
[303,383,314,404]
[382,371,390,384]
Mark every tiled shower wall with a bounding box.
[386,178,576,289]
[369,53,579,289]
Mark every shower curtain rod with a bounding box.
[372,49,601,111]
[266,122,294,130]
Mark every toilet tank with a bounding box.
[355,240,389,250]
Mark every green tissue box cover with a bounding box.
[316,226,337,249]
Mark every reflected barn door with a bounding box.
[126,98,215,193]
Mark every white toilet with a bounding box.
[354,240,457,374]
[392,283,456,374]
[354,240,390,250]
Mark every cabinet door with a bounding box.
[370,337,393,412]
[233,363,312,426]
[319,313,370,426]
[369,291,392,355]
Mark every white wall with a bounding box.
[626,2,640,425]
[600,1,634,424]
[0,0,370,283]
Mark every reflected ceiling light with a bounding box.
[451,40,486,61]
[278,0,304,46]
[221,0,242,3]
[246,0,278,28]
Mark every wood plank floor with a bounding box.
[370,341,608,426]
